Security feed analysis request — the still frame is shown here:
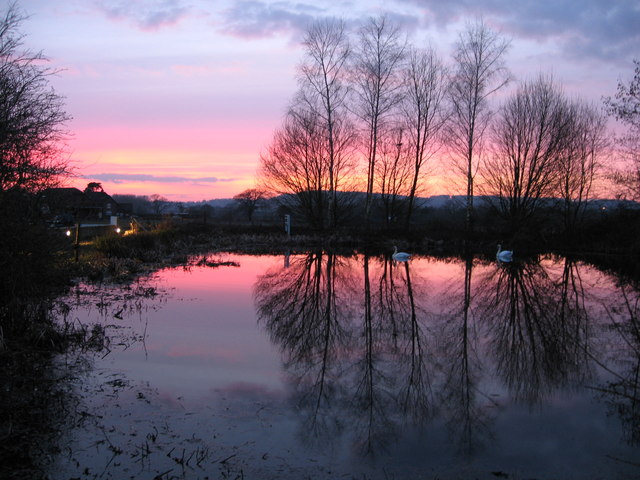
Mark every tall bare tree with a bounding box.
[482,76,574,234]
[351,15,406,227]
[603,59,640,200]
[0,1,71,194]
[0,2,72,315]
[297,18,353,229]
[374,127,412,226]
[556,101,607,237]
[446,19,510,233]
[400,46,448,226]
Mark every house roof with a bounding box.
[42,187,86,208]
[42,187,120,212]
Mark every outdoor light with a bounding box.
[116,227,121,233]
[66,229,71,237]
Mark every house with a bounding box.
[41,183,121,223]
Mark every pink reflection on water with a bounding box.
[60,252,640,480]
[92,254,287,402]
[165,345,244,362]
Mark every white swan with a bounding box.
[392,246,411,262]
[496,244,513,262]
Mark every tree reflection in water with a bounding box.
[255,252,435,456]
[436,253,493,456]
[354,253,395,456]
[351,256,434,456]
[597,283,640,445]
[254,251,640,466]
[393,259,433,424]
[475,256,592,407]
[254,252,349,448]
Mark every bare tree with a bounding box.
[482,75,574,234]
[0,2,72,312]
[0,1,71,194]
[612,133,640,201]
[603,59,640,200]
[351,15,406,227]
[259,107,356,229]
[297,18,353,229]
[259,110,324,228]
[374,127,412,226]
[445,19,510,233]
[400,46,448,226]
[233,188,270,223]
[604,59,640,126]
[149,193,169,215]
[556,100,607,237]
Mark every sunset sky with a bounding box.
[19,0,640,201]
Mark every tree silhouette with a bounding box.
[603,59,640,200]
[0,2,71,194]
[445,19,510,235]
[233,188,270,223]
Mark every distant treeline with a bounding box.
[115,191,640,254]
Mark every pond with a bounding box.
[50,252,640,479]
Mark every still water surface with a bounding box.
[54,253,640,479]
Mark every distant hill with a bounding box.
[183,198,234,208]
[183,194,639,211]
[420,195,640,210]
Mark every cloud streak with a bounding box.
[94,0,190,30]
[83,173,236,184]
[218,0,325,38]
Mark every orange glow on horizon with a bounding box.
[67,124,270,200]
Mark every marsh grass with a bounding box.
[0,278,193,480]
[88,220,431,263]
[0,301,106,480]
[29,280,257,480]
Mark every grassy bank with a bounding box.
[62,213,640,285]
[69,220,447,281]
